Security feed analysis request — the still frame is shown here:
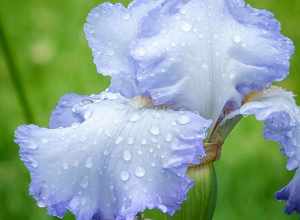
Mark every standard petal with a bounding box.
[276,169,300,214]
[131,0,294,119]
[15,92,211,220]
[238,87,300,214]
[84,0,164,97]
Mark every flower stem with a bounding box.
[0,17,34,123]
[169,163,217,220]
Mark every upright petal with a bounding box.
[131,0,294,119]
[15,92,211,220]
[238,87,300,214]
[84,0,164,97]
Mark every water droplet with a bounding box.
[123,150,132,161]
[149,148,154,153]
[135,166,146,178]
[151,162,156,167]
[150,126,160,136]
[123,13,130,20]
[201,63,208,69]
[63,162,69,170]
[177,115,191,125]
[181,22,192,32]
[28,144,38,150]
[107,49,115,56]
[80,99,93,106]
[127,137,134,145]
[137,150,143,155]
[120,171,130,182]
[83,110,92,120]
[129,113,140,122]
[141,139,147,145]
[29,157,38,168]
[37,201,46,208]
[41,138,48,144]
[135,47,146,57]
[103,149,110,156]
[158,205,168,213]
[165,133,173,142]
[233,35,241,43]
[115,136,123,145]
[85,157,93,168]
[80,176,89,188]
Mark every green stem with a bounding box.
[169,163,217,220]
[0,17,34,123]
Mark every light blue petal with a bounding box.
[49,93,88,128]
[130,0,294,119]
[15,92,211,220]
[84,0,164,97]
[239,87,300,214]
[276,169,300,214]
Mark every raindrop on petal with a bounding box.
[165,133,173,142]
[181,22,192,32]
[135,166,146,178]
[115,136,123,145]
[120,171,130,182]
[123,150,132,162]
[129,113,140,122]
[150,126,160,136]
[177,115,191,125]
[85,157,93,168]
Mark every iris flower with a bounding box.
[15,0,299,219]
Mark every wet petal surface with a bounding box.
[238,87,300,214]
[16,92,211,220]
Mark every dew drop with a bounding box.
[181,22,192,32]
[107,49,115,56]
[103,149,110,156]
[150,126,160,136]
[120,171,130,182]
[28,144,38,150]
[80,176,89,188]
[141,139,147,145]
[233,35,241,43]
[63,162,69,170]
[37,201,46,208]
[135,47,146,57]
[115,136,123,145]
[151,162,156,167]
[127,137,134,145]
[85,157,93,168]
[177,115,191,125]
[123,150,132,162]
[30,158,39,168]
[135,166,146,178]
[129,113,140,122]
[123,13,130,20]
[165,133,173,142]
[41,138,48,144]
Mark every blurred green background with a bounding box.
[0,0,299,219]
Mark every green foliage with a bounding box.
[0,0,299,220]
